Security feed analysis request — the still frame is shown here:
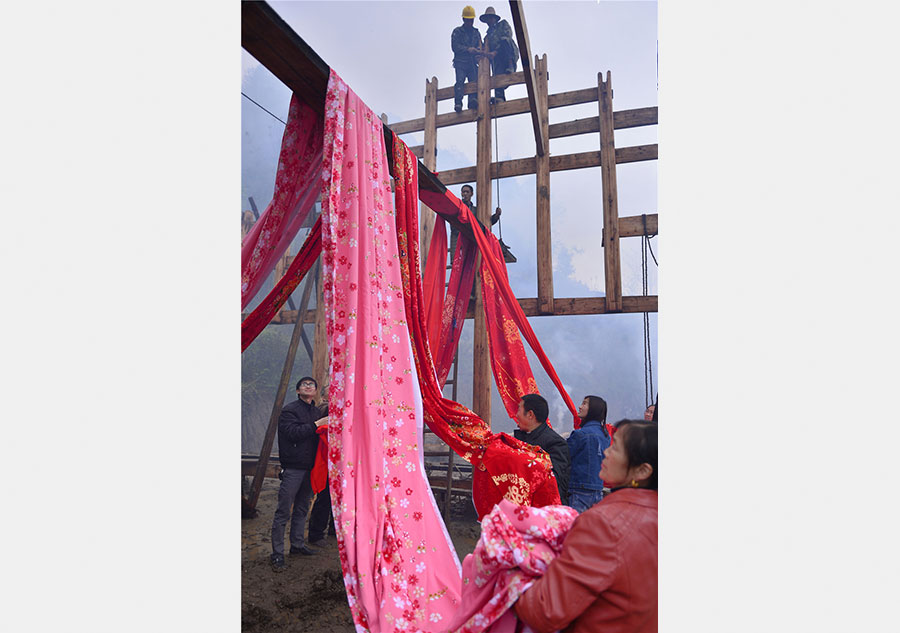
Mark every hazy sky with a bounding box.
[242,1,658,430]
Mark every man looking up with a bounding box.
[514,394,571,503]
[451,6,482,113]
[270,376,328,572]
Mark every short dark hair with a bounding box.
[296,376,317,390]
[461,184,473,194]
[582,395,608,424]
[520,393,549,424]
[613,419,658,490]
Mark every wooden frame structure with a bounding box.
[241,1,658,515]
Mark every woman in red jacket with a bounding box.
[514,419,658,633]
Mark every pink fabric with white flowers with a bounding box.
[449,500,579,633]
[321,70,462,633]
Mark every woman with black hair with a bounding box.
[515,420,658,633]
[566,395,612,512]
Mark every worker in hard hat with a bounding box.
[451,5,483,113]
[480,6,519,103]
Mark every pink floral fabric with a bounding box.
[449,500,579,633]
[241,94,323,309]
[321,70,462,633]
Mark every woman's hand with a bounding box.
[315,416,329,427]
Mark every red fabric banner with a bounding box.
[433,233,478,386]
[241,95,323,309]
[479,235,540,420]
[422,215,447,355]
[418,187,581,428]
[390,133,560,517]
[240,218,322,352]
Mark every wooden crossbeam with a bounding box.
[434,70,533,100]
[258,294,659,325]
[615,213,658,238]
[549,106,658,139]
[508,0,545,156]
[389,86,607,134]
[435,144,657,186]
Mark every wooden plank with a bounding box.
[473,42,493,427]
[242,458,282,479]
[436,143,657,186]
[241,2,328,115]
[615,213,658,239]
[391,85,600,134]
[420,77,438,272]
[548,107,658,139]
[535,55,553,314]
[598,71,622,312]
[409,145,424,159]
[262,294,659,325]
[434,70,532,101]
[508,0,545,156]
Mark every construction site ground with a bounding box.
[242,477,481,632]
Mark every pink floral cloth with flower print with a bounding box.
[321,69,463,633]
[241,94,323,309]
[449,500,579,633]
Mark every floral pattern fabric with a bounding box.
[241,94,323,309]
[448,499,579,633]
[321,70,462,633]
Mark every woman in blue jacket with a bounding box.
[566,395,612,512]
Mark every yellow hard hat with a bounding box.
[462,5,476,19]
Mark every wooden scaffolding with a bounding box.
[241,1,658,517]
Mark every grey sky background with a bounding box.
[242,1,659,432]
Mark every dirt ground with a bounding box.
[242,478,482,633]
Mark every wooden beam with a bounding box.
[434,70,532,101]
[409,145,424,159]
[598,71,622,312]
[420,77,438,273]
[390,85,612,134]
[262,294,658,325]
[535,55,553,314]
[241,2,328,115]
[548,106,658,139]
[435,144,658,186]
[508,0,545,156]
[614,213,658,239]
[473,41,493,427]
[242,457,282,479]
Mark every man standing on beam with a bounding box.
[480,6,520,103]
[451,5,482,113]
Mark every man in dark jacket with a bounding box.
[480,6,519,103]
[451,5,482,113]
[270,376,328,571]
[514,393,571,503]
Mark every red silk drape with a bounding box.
[422,215,447,355]
[390,133,560,518]
[241,95,323,309]
[240,218,322,352]
[418,188,580,429]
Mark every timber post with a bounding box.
[472,41,493,427]
[598,71,623,312]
